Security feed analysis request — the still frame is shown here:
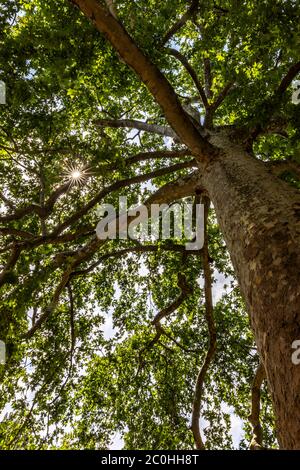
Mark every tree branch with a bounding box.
[247,61,300,145]
[203,58,212,99]
[0,244,21,287]
[191,196,216,450]
[248,362,265,450]
[67,283,76,352]
[0,191,15,211]
[277,61,300,96]
[94,118,178,139]
[0,182,69,223]
[152,273,192,324]
[210,81,235,112]
[205,81,234,127]
[138,272,193,369]
[71,243,201,278]
[161,0,200,45]
[119,149,191,166]
[165,47,208,110]
[0,227,35,239]
[104,0,117,19]
[266,160,300,180]
[69,0,213,159]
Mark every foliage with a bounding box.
[1,0,299,449]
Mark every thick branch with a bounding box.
[94,118,178,139]
[69,0,213,159]
[266,160,300,180]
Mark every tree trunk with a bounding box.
[200,136,300,449]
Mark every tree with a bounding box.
[0,0,299,450]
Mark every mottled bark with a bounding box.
[201,135,300,449]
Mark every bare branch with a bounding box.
[94,118,178,139]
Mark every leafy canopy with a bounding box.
[0,0,299,449]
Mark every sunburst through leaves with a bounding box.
[62,163,91,187]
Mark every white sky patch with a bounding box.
[222,403,244,449]
[197,270,233,306]
[110,432,124,450]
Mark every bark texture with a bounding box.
[201,134,300,449]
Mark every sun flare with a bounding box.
[62,163,90,186]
